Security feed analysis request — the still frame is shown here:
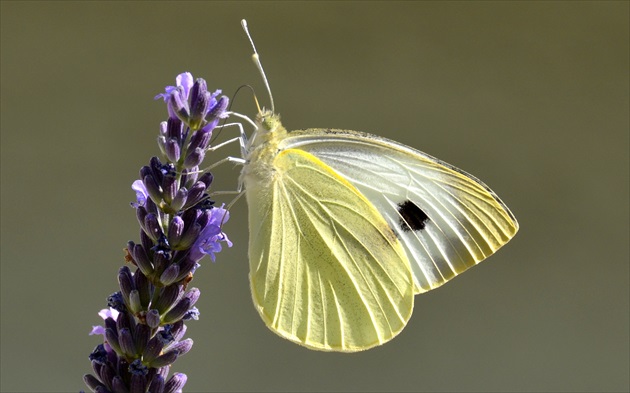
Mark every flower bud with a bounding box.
[148,375,165,393]
[111,377,127,393]
[130,374,148,393]
[118,328,136,356]
[105,328,121,355]
[149,157,166,184]
[165,373,188,393]
[83,374,103,391]
[135,206,148,231]
[146,309,161,329]
[165,138,181,163]
[176,258,197,281]
[170,188,187,213]
[131,244,154,277]
[160,264,180,286]
[166,117,183,140]
[169,321,186,342]
[117,266,134,306]
[198,172,213,189]
[97,364,115,390]
[152,249,170,277]
[129,290,142,313]
[181,168,198,189]
[155,285,182,315]
[183,147,205,168]
[189,79,210,130]
[158,135,168,158]
[144,213,163,242]
[135,324,151,355]
[183,182,206,209]
[165,338,193,357]
[149,351,179,369]
[188,127,212,153]
[184,288,200,307]
[169,87,190,123]
[143,335,165,363]
[164,173,178,205]
[163,297,191,324]
[177,220,201,251]
[134,270,152,308]
[143,175,163,206]
[116,311,133,332]
[167,216,185,247]
[140,230,154,254]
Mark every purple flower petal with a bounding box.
[155,72,193,102]
[190,206,232,262]
[98,307,120,321]
[176,72,193,99]
[89,308,120,336]
[89,325,106,336]
[131,180,148,208]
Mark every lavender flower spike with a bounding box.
[84,73,231,392]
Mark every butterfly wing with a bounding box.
[279,129,519,293]
[244,147,415,352]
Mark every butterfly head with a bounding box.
[256,109,283,135]
[245,109,287,154]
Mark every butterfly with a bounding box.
[234,20,518,352]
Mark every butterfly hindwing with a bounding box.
[245,147,415,352]
[279,129,519,293]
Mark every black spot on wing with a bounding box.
[398,200,429,232]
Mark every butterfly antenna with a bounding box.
[210,84,259,145]
[241,19,275,113]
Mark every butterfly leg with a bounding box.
[205,156,246,170]
[204,113,256,209]
[211,190,245,209]
[203,124,247,192]
[204,155,246,194]
[208,121,249,158]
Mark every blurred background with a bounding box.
[1,1,628,392]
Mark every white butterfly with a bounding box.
[224,20,518,352]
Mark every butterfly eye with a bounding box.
[260,114,279,133]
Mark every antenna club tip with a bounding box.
[241,19,275,114]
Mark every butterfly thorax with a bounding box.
[240,111,288,188]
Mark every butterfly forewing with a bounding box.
[245,147,415,352]
[279,129,519,293]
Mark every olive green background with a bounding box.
[1,1,628,392]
